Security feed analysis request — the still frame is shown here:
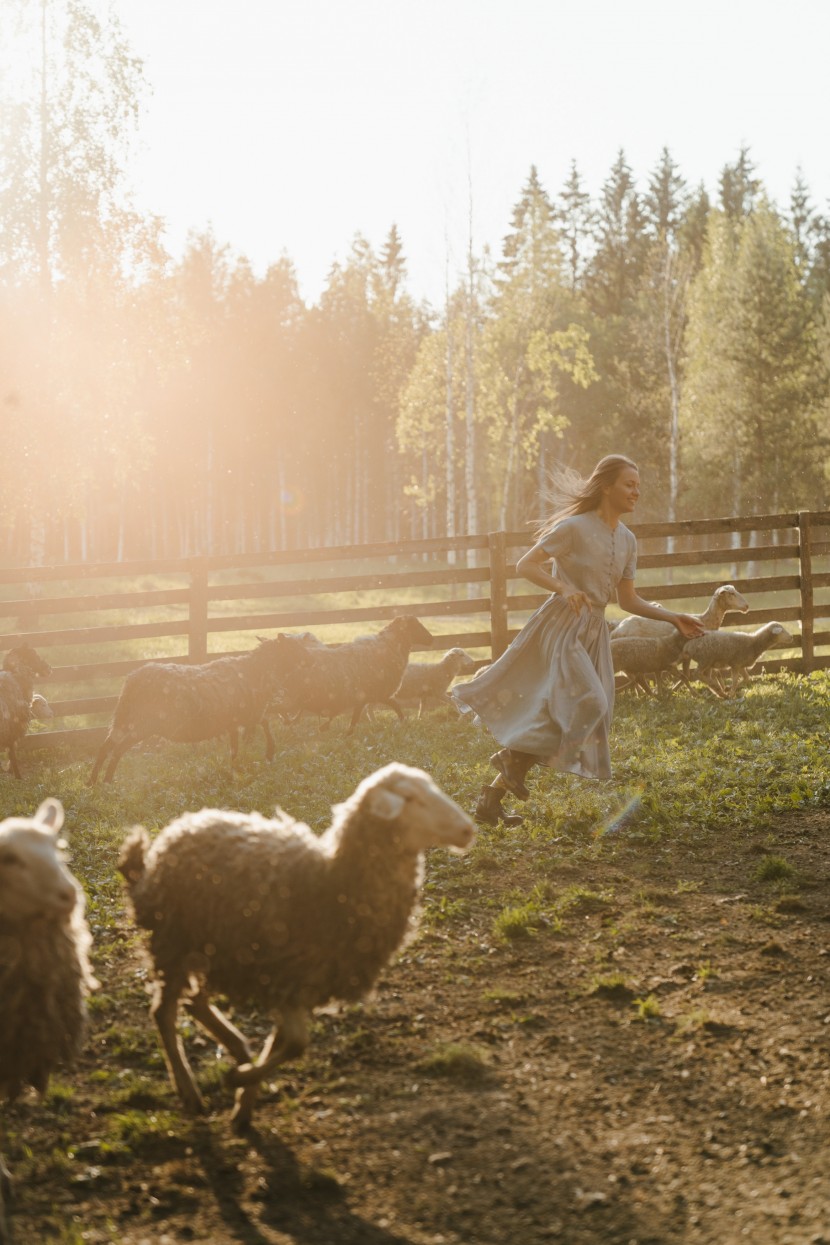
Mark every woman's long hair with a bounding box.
[535,455,638,540]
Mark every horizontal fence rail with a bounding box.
[0,509,826,756]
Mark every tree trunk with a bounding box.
[464,184,479,560]
[663,245,680,578]
[445,284,456,560]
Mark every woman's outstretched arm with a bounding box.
[616,579,704,638]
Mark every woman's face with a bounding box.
[605,466,640,514]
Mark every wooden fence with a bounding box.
[2,509,828,755]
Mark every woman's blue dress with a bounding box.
[452,510,637,780]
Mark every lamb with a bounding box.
[0,644,52,778]
[89,633,312,784]
[0,799,96,1244]
[30,693,54,721]
[391,647,479,718]
[119,762,475,1130]
[276,616,434,732]
[610,630,688,696]
[682,621,795,698]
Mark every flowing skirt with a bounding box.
[452,596,615,780]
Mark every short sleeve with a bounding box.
[539,519,573,559]
[621,530,637,579]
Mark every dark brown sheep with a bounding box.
[276,616,433,732]
[89,633,311,784]
[0,644,52,779]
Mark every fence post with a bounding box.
[189,556,209,663]
[798,511,814,673]
[488,530,509,660]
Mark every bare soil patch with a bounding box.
[6,807,830,1245]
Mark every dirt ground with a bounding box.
[5,805,830,1245]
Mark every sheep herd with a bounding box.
[610,585,795,698]
[0,589,799,1239]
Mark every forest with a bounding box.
[2,1,829,565]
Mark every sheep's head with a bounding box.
[387,616,433,649]
[346,763,475,854]
[254,633,315,677]
[3,644,52,678]
[30,693,54,721]
[0,799,79,923]
[446,648,477,675]
[763,622,795,650]
[716,585,749,614]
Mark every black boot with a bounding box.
[474,784,524,828]
[489,748,535,801]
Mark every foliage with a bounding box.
[1,8,830,560]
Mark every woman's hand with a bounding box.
[674,613,706,639]
[563,589,592,615]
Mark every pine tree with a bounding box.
[681,203,825,515]
[556,160,594,290]
[483,168,595,528]
[585,150,647,317]
[718,145,761,222]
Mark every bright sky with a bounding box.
[115,0,830,309]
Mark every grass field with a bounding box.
[3,668,830,1243]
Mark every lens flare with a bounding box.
[279,486,305,517]
[594,790,643,838]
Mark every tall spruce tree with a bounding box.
[556,160,594,291]
[681,203,825,516]
[482,168,595,529]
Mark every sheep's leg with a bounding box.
[88,735,114,784]
[260,718,275,761]
[229,1028,275,1129]
[96,731,138,783]
[185,990,252,1065]
[372,698,405,725]
[713,670,730,698]
[150,979,205,1114]
[673,658,693,691]
[6,741,21,780]
[228,1009,310,1130]
[227,1008,309,1089]
[701,670,728,699]
[0,1151,11,1245]
[726,666,747,699]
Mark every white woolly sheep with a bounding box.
[682,621,795,698]
[610,584,750,688]
[391,647,479,718]
[611,583,749,641]
[276,616,434,732]
[89,634,312,784]
[0,644,52,779]
[0,799,96,1243]
[611,630,688,696]
[29,693,54,721]
[118,762,475,1130]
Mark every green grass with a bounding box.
[3,669,829,1070]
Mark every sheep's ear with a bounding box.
[366,787,406,822]
[35,798,64,835]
